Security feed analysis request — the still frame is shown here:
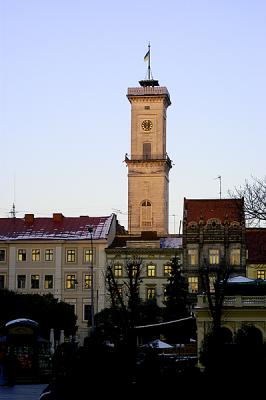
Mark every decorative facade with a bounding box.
[182,198,246,298]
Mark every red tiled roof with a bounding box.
[246,228,266,263]
[0,214,115,241]
[183,198,244,224]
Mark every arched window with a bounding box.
[141,200,152,227]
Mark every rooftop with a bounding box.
[0,213,115,241]
[183,198,244,224]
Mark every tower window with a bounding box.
[143,143,151,160]
[141,200,152,227]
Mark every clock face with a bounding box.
[141,119,153,131]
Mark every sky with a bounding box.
[0,0,265,233]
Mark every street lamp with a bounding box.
[88,225,95,335]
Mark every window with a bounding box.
[209,275,216,293]
[66,249,76,263]
[188,277,198,293]
[0,275,5,289]
[146,287,156,300]
[84,249,93,263]
[32,249,40,262]
[0,249,6,262]
[230,249,240,265]
[163,286,167,302]
[114,265,123,277]
[141,200,152,227]
[131,265,138,277]
[83,304,91,321]
[31,275,40,289]
[66,274,77,289]
[257,270,265,280]
[143,143,151,159]
[209,249,219,265]
[188,249,198,266]
[45,249,54,262]
[117,286,123,297]
[44,275,53,289]
[164,265,172,276]
[17,275,26,289]
[84,273,92,289]
[147,265,156,277]
[18,249,27,262]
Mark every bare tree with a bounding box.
[104,256,143,344]
[230,176,266,226]
[199,258,232,335]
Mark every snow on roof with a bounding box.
[5,318,39,327]
[227,276,254,283]
[0,214,115,241]
[160,237,182,248]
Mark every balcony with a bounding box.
[125,153,172,167]
[197,294,266,308]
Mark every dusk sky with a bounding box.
[1,0,265,233]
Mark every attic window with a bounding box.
[145,106,150,110]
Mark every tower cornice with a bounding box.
[127,86,171,107]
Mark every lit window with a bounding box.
[31,275,40,289]
[0,250,6,262]
[141,200,152,227]
[66,249,76,263]
[114,265,123,277]
[84,274,92,289]
[209,249,219,265]
[257,270,265,280]
[230,249,240,265]
[147,265,156,277]
[188,249,198,266]
[117,286,123,297]
[84,249,93,263]
[45,249,54,261]
[44,275,53,289]
[128,265,139,277]
[209,276,216,293]
[188,276,198,293]
[146,287,156,300]
[0,275,5,289]
[66,274,77,289]
[17,275,26,289]
[18,249,27,262]
[32,249,40,262]
[164,265,172,276]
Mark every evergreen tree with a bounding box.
[163,254,189,320]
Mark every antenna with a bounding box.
[9,175,17,218]
[215,175,222,199]
[9,203,17,219]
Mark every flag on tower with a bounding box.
[144,50,150,62]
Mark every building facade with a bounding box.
[105,232,182,308]
[194,276,266,364]
[182,198,246,298]
[0,213,117,344]
[246,228,266,280]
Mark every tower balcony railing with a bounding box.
[125,153,172,167]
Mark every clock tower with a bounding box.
[125,76,172,235]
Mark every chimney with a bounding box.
[53,213,64,222]
[25,214,34,224]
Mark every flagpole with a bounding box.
[148,42,151,80]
